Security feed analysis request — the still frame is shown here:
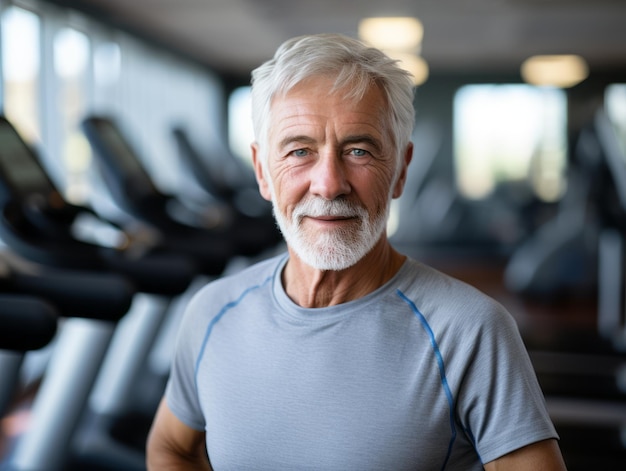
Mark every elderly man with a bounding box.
[147,33,566,470]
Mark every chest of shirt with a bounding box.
[195,303,462,470]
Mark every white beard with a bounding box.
[270,193,391,271]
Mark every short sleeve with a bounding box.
[453,302,558,464]
[165,288,211,431]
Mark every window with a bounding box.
[94,41,121,89]
[228,85,254,166]
[605,83,626,155]
[1,5,40,141]
[54,27,91,203]
[454,84,567,202]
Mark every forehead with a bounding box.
[268,77,389,138]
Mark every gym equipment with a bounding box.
[0,253,135,471]
[0,116,195,294]
[592,109,626,346]
[503,125,599,301]
[0,294,57,352]
[82,115,282,262]
[503,108,626,470]
[0,273,58,419]
[506,108,626,344]
[171,124,272,219]
[391,119,528,261]
[0,248,137,419]
[0,116,198,470]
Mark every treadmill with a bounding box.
[82,115,282,262]
[0,116,195,470]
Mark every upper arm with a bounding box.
[146,398,212,470]
[484,439,567,471]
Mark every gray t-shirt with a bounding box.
[166,253,557,470]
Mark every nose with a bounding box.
[309,151,351,200]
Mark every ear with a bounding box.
[392,142,413,199]
[251,142,272,201]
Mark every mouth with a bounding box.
[310,215,356,221]
[301,215,359,228]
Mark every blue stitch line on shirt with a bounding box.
[194,275,273,380]
[396,288,457,471]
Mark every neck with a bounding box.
[282,238,406,308]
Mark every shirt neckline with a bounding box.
[271,254,412,323]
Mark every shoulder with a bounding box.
[397,260,531,385]
[396,258,516,334]
[186,253,284,314]
[172,253,285,358]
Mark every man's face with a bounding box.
[253,76,408,270]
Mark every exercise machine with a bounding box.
[504,108,626,470]
[171,124,272,219]
[0,115,197,470]
[0,251,135,471]
[82,115,282,263]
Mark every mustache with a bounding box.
[292,197,367,221]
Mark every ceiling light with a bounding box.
[521,55,589,88]
[384,50,429,86]
[358,17,423,51]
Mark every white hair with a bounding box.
[250,33,416,168]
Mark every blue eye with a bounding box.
[292,149,309,157]
[350,148,368,157]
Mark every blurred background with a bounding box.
[0,0,626,470]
